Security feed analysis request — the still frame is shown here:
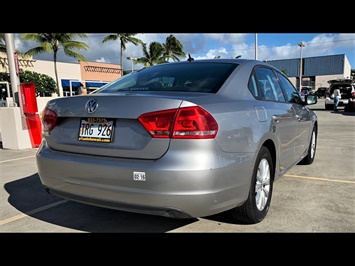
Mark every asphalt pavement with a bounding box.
[1,98,354,234]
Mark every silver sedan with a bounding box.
[36,59,318,224]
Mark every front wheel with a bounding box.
[229,146,274,224]
[299,125,317,165]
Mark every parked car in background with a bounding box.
[325,78,355,110]
[315,87,327,98]
[36,59,318,224]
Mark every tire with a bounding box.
[325,103,333,110]
[299,126,317,165]
[230,146,274,224]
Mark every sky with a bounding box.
[13,33,355,73]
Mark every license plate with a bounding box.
[78,118,114,143]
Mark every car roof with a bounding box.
[159,58,270,66]
[149,58,281,73]
[327,78,353,85]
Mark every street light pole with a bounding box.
[127,57,137,73]
[255,33,258,60]
[5,33,21,106]
[298,41,305,91]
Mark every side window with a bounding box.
[254,67,285,102]
[276,72,302,104]
[248,72,260,98]
[269,71,286,102]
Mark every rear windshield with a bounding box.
[94,62,238,94]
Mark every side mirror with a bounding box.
[305,94,318,105]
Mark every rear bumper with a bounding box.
[36,141,254,219]
[325,98,349,106]
[44,186,194,218]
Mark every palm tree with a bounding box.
[21,33,89,96]
[162,34,186,62]
[0,34,28,68]
[102,33,143,71]
[136,42,166,68]
[0,33,6,54]
[0,34,7,69]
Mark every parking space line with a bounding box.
[0,199,68,226]
[1,153,354,228]
[0,156,35,164]
[285,174,355,184]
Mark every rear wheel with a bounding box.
[230,146,274,224]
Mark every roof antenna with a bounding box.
[187,54,194,62]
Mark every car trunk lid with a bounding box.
[43,93,192,159]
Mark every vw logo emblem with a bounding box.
[85,99,99,114]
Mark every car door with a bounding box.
[276,72,311,165]
[290,103,314,160]
[255,67,299,172]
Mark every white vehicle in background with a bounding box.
[325,78,355,110]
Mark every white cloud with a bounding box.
[11,33,355,71]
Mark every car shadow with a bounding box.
[310,106,355,116]
[4,173,200,233]
[310,108,330,112]
[329,110,355,116]
[341,111,355,116]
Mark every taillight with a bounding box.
[42,108,57,132]
[138,106,218,139]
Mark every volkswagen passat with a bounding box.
[36,59,318,224]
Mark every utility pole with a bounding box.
[298,41,306,91]
[255,33,258,60]
[5,33,21,106]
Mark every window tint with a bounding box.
[96,62,238,94]
[276,72,302,104]
[248,73,259,98]
[254,67,286,102]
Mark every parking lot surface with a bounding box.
[1,99,354,233]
